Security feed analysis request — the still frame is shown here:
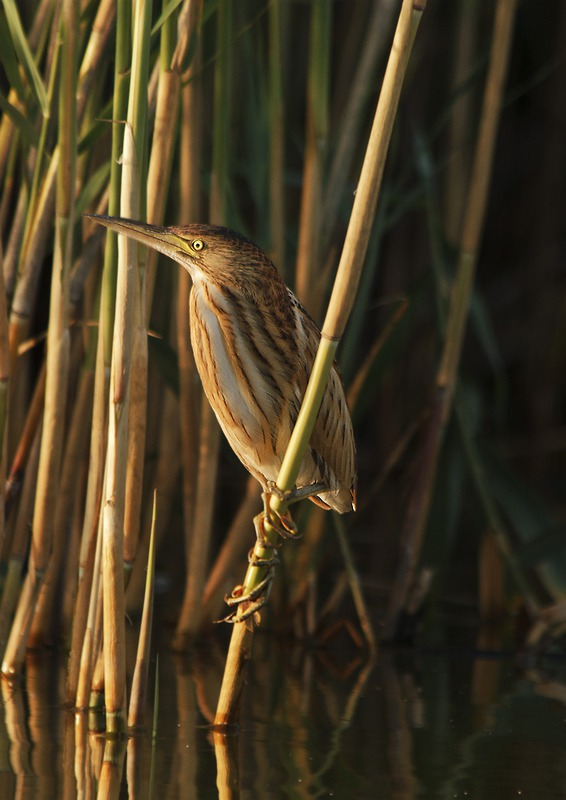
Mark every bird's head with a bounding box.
[86,215,281,295]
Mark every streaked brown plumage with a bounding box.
[87,215,356,513]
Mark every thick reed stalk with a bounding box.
[215,0,426,726]
[2,0,77,675]
[175,0,228,647]
[382,0,518,640]
[124,3,183,574]
[29,364,93,645]
[66,323,107,702]
[102,0,151,730]
[177,2,204,619]
[0,243,9,547]
[67,0,131,705]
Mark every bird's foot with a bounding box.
[255,494,299,543]
[262,482,326,541]
[220,567,275,623]
[266,480,326,507]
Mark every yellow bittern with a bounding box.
[89,214,356,513]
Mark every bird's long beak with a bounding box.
[85,213,188,262]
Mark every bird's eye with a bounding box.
[192,239,205,252]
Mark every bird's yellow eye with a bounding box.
[192,239,205,252]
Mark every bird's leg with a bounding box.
[266,480,326,506]
[220,482,323,623]
[263,481,326,540]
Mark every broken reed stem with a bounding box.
[214,0,426,727]
[382,0,518,640]
[332,516,376,655]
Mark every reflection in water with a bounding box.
[1,637,566,798]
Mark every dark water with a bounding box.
[1,632,566,799]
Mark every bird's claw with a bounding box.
[262,486,300,540]
[218,568,274,623]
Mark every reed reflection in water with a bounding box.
[1,638,566,799]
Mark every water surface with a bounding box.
[1,633,565,799]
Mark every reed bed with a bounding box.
[1,0,565,740]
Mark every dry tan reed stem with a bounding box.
[123,311,146,566]
[0,88,23,189]
[145,69,181,304]
[214,618,254,728]
[0,243,8,547]
[175,398,221,647]
[0,429,40,651]
[125,387,180,613]
[268,0,285,272]
[29,367,93,645]
[4,360,45,522]
[101,219,132,722]
[383,0,518,640]
[122,66,182,572]
[66,322,107,702]
[75,510,103,710]
[177,29,203,603]
[201,476,261,625]
[175,0,225,647]
[7,155,57,454]
[295,0,329,316]
[128,492,157,729]
[76,0,116,119]
[101,0,151,730]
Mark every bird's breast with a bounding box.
[188,279,284,479]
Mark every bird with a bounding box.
[87,215,356,519]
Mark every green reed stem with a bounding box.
[215,0,426,728]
